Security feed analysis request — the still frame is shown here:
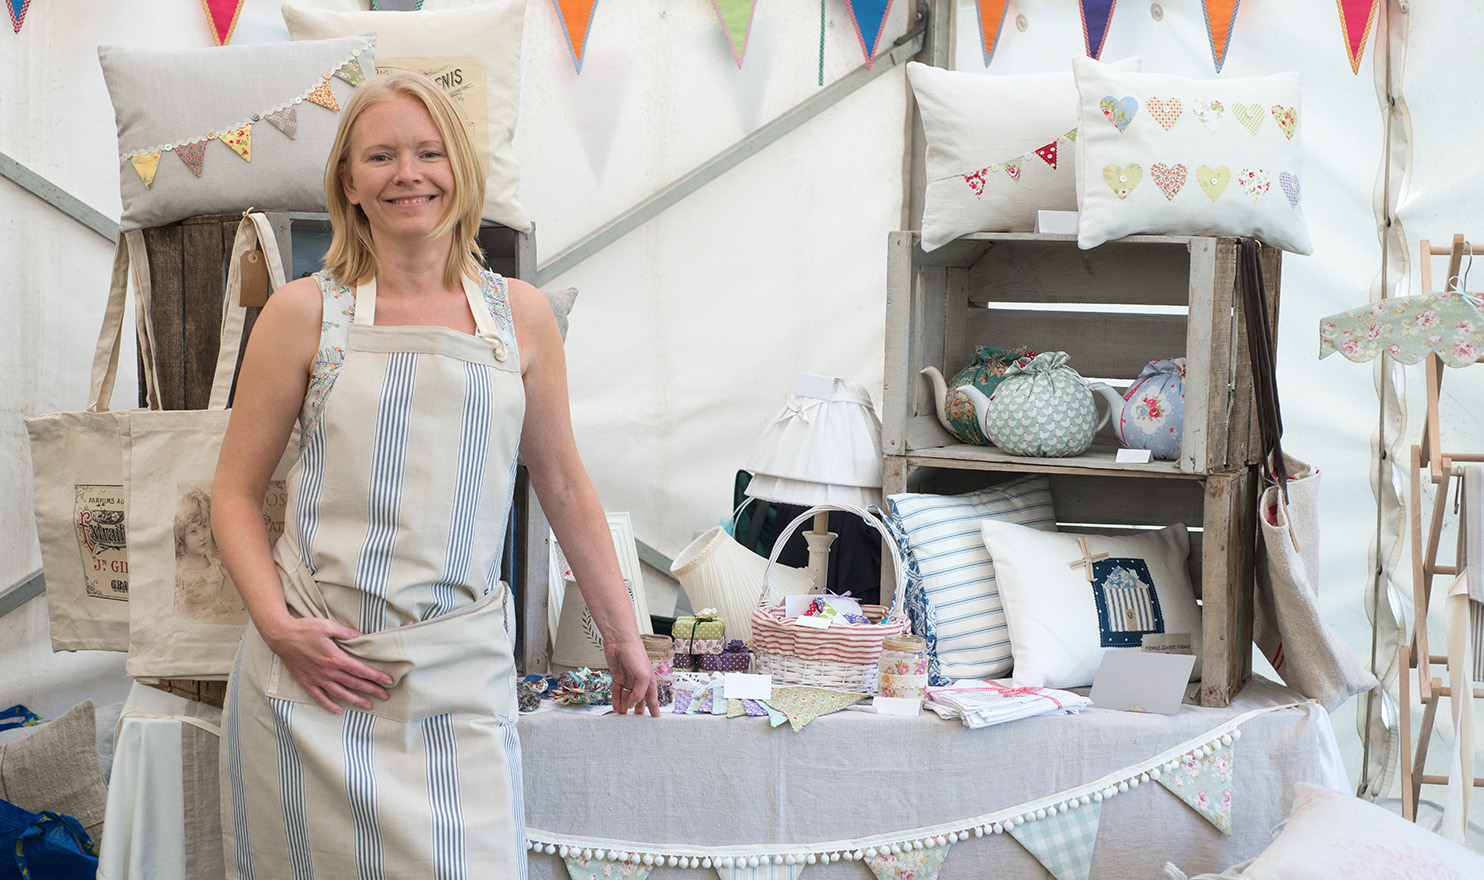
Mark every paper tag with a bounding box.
[784,594,816,618]
[872,696,922,716]
[1115,448,1154,464]
[793,373,838,399]
[239,249,270,308]
[795,615,832,630]
[1035,209,1079,234]
[724,673,772,700]
[1142,632,1194,655]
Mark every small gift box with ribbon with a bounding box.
[699,640,752,673]
[671,608,726,655]
[673,652,700,671]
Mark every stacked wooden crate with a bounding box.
[881,231,1281,707]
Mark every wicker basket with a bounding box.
[749,503,909,692]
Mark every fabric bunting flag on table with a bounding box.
[564,853,651,880]
[763,686,865,731]
[972,1,1011,67]
[711,0,758,68]
[200,0,245,46]
[865,845,951,880]
[1078,0,1118,60]
[1202,1,1241,73]
[844,0,894,69]
[1156,739,1237,834]
[1007,801,1102,880]
[7,0,31,34]
[1337,0,1379,75]
[552,0,599,74]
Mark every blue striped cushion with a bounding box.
[887,476,1057,684]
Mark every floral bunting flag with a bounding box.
[1202,1,1241,73]
[1078,0,1118,60]
[304,79,341,112]
[711,0,758,68]
[723,862,802,880]
[1003,160,1022,181]
[7,0,31,34]
[1007,801,1102,880]
[176,140,208,177]
[973,1,1011,67]
[762,686,865,731]
[844,0,895,69]
[218,123,252,162]
[552,0,599,74]
[334,57,367,87]
[130,152,161,189]
[865,844,952,880]
[1156,738,1237,835]
[1337,0,1379,75]
[200,0,245,47]
[262,106,298,140]
[564,853,652,880]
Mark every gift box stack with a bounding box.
[671,609,740,671]
[700,640,752,672]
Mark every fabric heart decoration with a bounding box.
[1102,162,1142,199]
[1197,165,1231,201]
[1099,95,1138,132]
[1151,163,1187,201]
[1270,105,1298,140]
[1233,102,1265,135]
[1279,171,1301,207]
[1238,168,1271,203]
[1146,97,1183,131]
[1192,99,1225,133]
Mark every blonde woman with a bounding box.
[212,71,656,878]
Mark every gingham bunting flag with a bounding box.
[1337,0,1379,75]
[710,0,758,68]
[201,0,245,46]
[722,862,802,880]
[1156,740,1236,835]
[552,0,599,74]
[7,0,31,34]
[1007,801,1102,880]
[865,844,951,880]
[844,0,895,69]
[1202,1,1241,73]
[564,854,651,880]
[972,1,1011,67]
[1078,0,1118,60]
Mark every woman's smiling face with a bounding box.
[340,95,456,242]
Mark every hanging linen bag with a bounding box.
[24,232,160,651]
[749,503,910,692]
[124,212,299,680]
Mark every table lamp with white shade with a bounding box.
[743,373,884,595]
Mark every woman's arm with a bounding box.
[509,277,658,717]
[212,276,393,713]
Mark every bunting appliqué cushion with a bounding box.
[979,521,1202,689]
[1071,57,1312,254]
[100,34,375,231]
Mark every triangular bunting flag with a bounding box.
[305,79,341,112]
[334,57,367,87]
[973,1,1011,67]
[1078,0,1118,60]
[762,687,865,731]
[1202,1,1241,73]
[7,0,31,34]
[711,0,758,68]
[130,153,161,189]
[962,169,988,197]
[263,106,298,140]
[866,844,951,880]
[175,141,208,178]
[1004,160,1022,181]
[1156,740,1236,835]
[200,0,245,47]
[1337,0,1379,75]
[552,0,599,74]
[1035,141,1059,169]
[564,853,651,880]
[1008,801,1102,880]
[844,0,895,69]
[724,862,802,880]
[219,123,252,162]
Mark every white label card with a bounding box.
[1089,649,1196,715]
[872,696,922,716]
[795,615,832,629]
[1115,448,1154,464]
[793,373,838,399]
[724,673,772,700]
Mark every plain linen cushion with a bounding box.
[0,701,108,842]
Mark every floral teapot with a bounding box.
[919,346,1035,445]
[1090,357,1187,461]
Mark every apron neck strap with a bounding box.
[351,273,500,339]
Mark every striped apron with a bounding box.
[222,271,528,880]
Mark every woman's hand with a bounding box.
[259,616,394,714]
[606,637,660,717]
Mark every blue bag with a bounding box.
[0,798,99,880]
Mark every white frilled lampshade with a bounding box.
[743,375,884,594]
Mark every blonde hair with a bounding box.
[174,488,217,559]
[321,71,486,289]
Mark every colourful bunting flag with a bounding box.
[711,0,758,68]
[564,853,651,880]
[1007,801,1102,880]
[865,844,951,880]
[1202,1,1241,73]
[200,0,244,47]
[973,1,1011,67]
[130,152,161,189]
[219,123,252,162]
[844,0,895,69]
[262,106,298,140]
[7,0,30,34]
[176,141,208,178]
[1078,0,1118,60]
[1337,0,1379,75]
[334,57,368,88]
[1004,160,1022,181]
[1156,739,1236,835]
[1035,141,1059,169]
[724,862,802,880]
[727,698,746,718]
[304,79,341,112]
[552,0,599,74]
[762,686,865,731]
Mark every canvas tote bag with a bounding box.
[124,212,299,680]
[1239,239,1376,711]
[25,232,161,651]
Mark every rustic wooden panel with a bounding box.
[1199,468,1257,707]
[964,308,1188,380]
[965,238,1194,306]
[883,232,916,455]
